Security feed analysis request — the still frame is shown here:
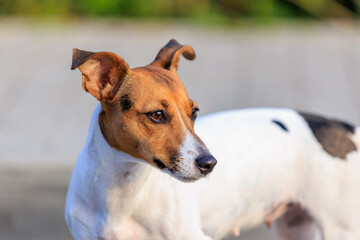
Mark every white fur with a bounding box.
[172,130,203,181]
[65,105,360,240]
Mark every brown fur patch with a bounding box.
[72,49,129,102]
[98,110,109,141]
[77,40,206,171]
[149,39,196,72]
[143,66,177,90]
[98,66,201,169]
[299,112,357,160]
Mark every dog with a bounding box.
[65,39,360,240]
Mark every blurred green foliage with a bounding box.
[0,0,358,22]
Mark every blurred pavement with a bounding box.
[1,19,360,239]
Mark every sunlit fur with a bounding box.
[196,109,360,240]
[66,105,211,240]
[66,106,360,240]
[66,41,360,240]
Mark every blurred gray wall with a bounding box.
[1,20,360,240]
[1,21,360,168]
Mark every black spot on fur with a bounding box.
[298,112,357,160]
[170,155,178,165]
[272,120,289,132]
[120,94,132,112]
[168,150,179,165]
[153,158,166,169]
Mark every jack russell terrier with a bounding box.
[65,39,360,240]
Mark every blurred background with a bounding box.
[1,0,360,239]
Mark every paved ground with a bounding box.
[1,19,360,239]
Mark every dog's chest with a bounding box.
[101,172,198,240]
[103,205,189,240]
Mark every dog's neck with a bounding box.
[86,104,157,215]
[76,104,193,239]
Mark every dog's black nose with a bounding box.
[196,155,217,175]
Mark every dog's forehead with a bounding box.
[127,66,192,110]
[131,66,184,90]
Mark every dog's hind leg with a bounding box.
[272,204,323,240]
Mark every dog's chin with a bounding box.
[176,176,201,183]
[162,168,204,183]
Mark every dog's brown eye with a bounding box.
[191,108,199,121]
[148,110,167,123]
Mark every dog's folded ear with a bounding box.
[71,49,129,102]
[150,39,196,72]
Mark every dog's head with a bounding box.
[71,39,216,182]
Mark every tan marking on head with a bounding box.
[99,66,201,169]
[150,39,196,72]
[71,49,129,102]
[74,40,212,181]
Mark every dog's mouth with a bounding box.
[153,159,167,169]
[152,157,205,182]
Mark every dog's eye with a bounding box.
[147,110,167,123]
[191,108,199,121]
